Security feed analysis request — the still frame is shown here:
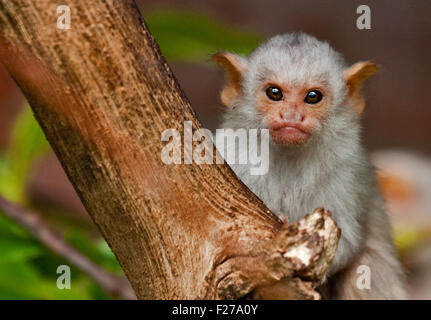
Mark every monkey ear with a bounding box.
[343,61,379,115]
[212,52,246,107]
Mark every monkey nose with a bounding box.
[280,107,303,122]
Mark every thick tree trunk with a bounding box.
[0,0,340,299]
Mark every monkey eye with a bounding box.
[265,86,283,101]
[304,90,323,104]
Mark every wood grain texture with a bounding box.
[0,0,339,299]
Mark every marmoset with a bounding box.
[213,33,407,299]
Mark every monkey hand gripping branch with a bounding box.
[206,208,340,300]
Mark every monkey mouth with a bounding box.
[270,122,310,134]
[269,123,310,145]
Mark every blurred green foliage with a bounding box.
[0,107,123,299]
[0,214,114,299]
[145,9,262,62]
[0,8,261,299]
[0,107,48,202]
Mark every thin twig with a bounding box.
[0,194,136,299]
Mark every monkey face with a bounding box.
[213,33,378,148]
[256,81,333,146]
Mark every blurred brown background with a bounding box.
[140,0,431,154]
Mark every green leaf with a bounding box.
[0,261,44,299]
[0,239,41,262]
[145,9,262,62]
[0,212,32,239]
[0,105,49,202]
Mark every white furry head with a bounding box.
[213,32,378,147]
[244,33,348,110]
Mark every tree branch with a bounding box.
[0,195,136,299]
[0,0,340,299]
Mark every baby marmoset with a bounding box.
[213,33,407,299]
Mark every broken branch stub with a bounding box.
[210,208,340,299]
